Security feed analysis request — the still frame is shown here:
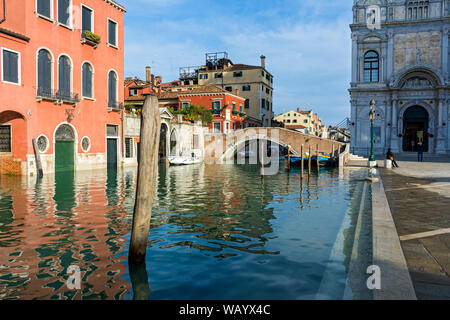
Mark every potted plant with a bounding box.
[82,30,101,47]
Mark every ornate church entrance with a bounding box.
[402,106,429,152]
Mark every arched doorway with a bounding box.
[159,123,168,160]
[402,106,429,152]
[54,124,76,172]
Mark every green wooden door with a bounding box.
[55,141,74,172]
[107,138,117,169]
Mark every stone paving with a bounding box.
[379,161,450,300]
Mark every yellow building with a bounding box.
[274,108,325,137]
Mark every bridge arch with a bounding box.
[220,132,298,162]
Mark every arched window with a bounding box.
[37,49,52,96]
[82,62,93,98]
[364,51,379,83]
[108,70,117,106]
[58,55,71,99]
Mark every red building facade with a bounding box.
[0,0,126,175]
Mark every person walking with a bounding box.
[417,141,424,162]
[386,148,399,168]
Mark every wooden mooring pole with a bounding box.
[287,146,291,171]
[129,95,161,264]
[32,138,43,178]
[316,144,319,169]
[308,145,312,176]
[300,145,304,179]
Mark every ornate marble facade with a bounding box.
[350,0,450,155]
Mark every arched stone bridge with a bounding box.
[204,127,345,162]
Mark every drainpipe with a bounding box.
[0,0,6,24]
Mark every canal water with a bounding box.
[0,163,372,300]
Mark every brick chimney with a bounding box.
[297,108,300,113]
[146,66,151,83]
[260,55,266,68]
[235,89,239,96]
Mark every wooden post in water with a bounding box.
[287,146,291,171]
[308,145,312,176]
[300,144,304,179]
[316,144,319,169]
[129,94,161,264]
[32,138,43,178]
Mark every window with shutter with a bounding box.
[82,63,93,98]
[82,6,92,33]
[108,20,117,46]
[2,49,19,84]
[108,71,117,105]
[58,0,71,26]
[37,49,52,96]
[58,56,71,98]
[37,0,52,18]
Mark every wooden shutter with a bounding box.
[37,0,51,17]
[59,56,70,97]
[108,72,116,104]
[82,6,92,32]
[3,50,18,83]
[82,63,92,98]
[58,0,70,25]
[108,20,116,46]
[38,50,51,95]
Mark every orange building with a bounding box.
[0,0,126,176]
[124,68,247,134]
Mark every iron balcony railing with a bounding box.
[36,87,80,105]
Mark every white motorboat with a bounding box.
[168,155,203,166]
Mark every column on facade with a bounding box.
[443,27,449,81]
[350,99,357,153]
[436,95,447,153]
[385,99,392,149]
[351,34,358,83]
[390,98,399,151]
[387,32,394,81]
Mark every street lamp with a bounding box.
[369,99,377,167]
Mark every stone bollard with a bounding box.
[385,159,392,169]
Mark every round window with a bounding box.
[81,136,91,152]
[37,135,49,153]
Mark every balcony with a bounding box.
[36,88,80,106]
[212,108,221,116]
[108,101,124,112]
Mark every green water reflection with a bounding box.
[0,164,371,300]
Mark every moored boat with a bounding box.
[169,155,203,166]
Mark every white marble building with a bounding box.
[350,0,449,156]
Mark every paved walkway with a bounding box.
[379,161,450,300]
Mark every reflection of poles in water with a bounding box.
[299,173,304,209]
[307,173,312,206]
[129,262,151,300]
[314,170,320,200]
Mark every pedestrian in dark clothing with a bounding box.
[417,141,424,162]
[386,148,399,168]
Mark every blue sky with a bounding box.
[122,0,353,126]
